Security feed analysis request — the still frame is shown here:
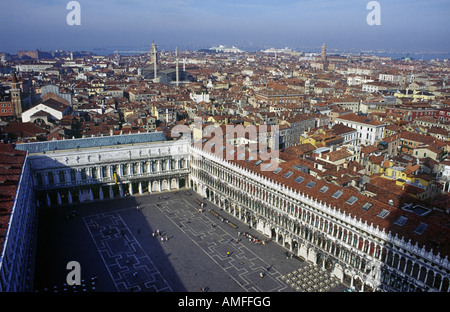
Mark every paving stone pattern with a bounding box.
[34,191,346,292]
[84,212,172,292]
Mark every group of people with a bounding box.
[65,209,79,220]
[213,212,235,228]
[238,231,269,245]
[40,275,98,292]
[152,229,168,243]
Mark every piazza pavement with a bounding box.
[33,189,348,292]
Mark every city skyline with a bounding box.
[1,0,449,54]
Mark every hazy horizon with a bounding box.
[1,0,449,55]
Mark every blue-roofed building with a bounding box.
[14,132,167,154]
[23,132,190,203]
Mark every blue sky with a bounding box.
[1,0,449,53]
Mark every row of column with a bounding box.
[40,177,185,208]
[36,158,186,188]
[193,163,383,261]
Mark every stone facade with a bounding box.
[0,153,36,292]
[189,144,450,292]
[28,139,190,207]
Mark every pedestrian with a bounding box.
[161,236,164,243]
[227,251,230,257]
[164,235,168,241]
[260,273,264,279]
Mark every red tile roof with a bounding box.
[196,137,450,257]
[336,113,385,126]
[0,144,26,251]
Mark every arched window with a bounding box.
[47,172,54,184]
[70,169,76,182]
[36,173,43,186]
[59,171,65,183]
[91,167,97,179]
[81,168,87,180]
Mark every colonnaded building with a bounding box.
[0,131,449,292]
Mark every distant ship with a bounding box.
[261,47,293,53]
[209,45,243,53]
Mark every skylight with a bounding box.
[362,202,373,211]
[331,190,343,199]
[394,216,408,226]
[401,204,431,217]
[284,171,293,178]
[346,196,358,205]
[274,167,282,174]
[254,160,262,166]
[414,223,428,235]
[319,186,329,193]
[263,163,273,170]
[294,176,305,183]
[306,181,316,188]
[377,209,390,219]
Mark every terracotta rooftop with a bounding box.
[195,136,450,257]
[0,144,27,252]
[336,113,385,126]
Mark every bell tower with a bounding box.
[150,42,158,80]
[321,43,327,62]
[150,42,158,64]
[10,72,22,119]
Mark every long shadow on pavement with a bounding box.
[33,194,186,292]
